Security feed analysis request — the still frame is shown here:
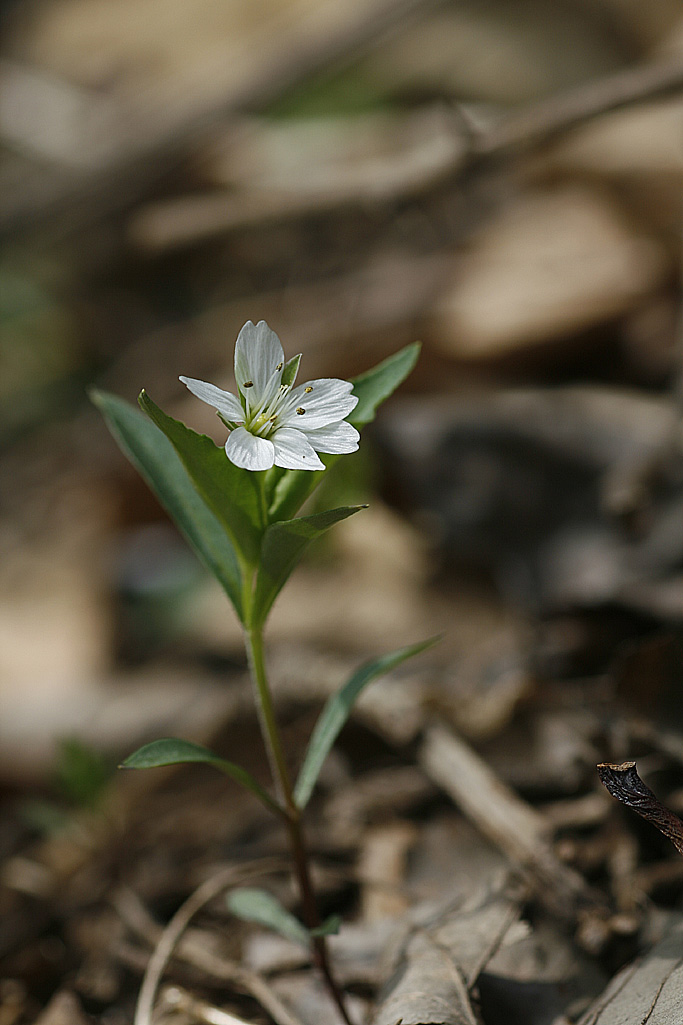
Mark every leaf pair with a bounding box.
[122,636,437,816]
[92,343,419,627]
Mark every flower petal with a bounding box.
[234,321,285,395]
[225,426,275,470]
[180,377,243,421]
[272,428,325,471]
[303,420,360,454]
[282,379,358,429]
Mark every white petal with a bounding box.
[303,420,360,454]
[225,427,275,470]
[271,428,325,471]
[234,321,285,395]
[180,377,243,421]
[245,367,283,421]
[282,379,358,429]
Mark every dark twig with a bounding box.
[597,761,683,857]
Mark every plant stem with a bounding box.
[244,622,354,1025]
[245,625,294,807]
[286,810,355,1025]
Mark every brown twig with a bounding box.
[597,761,683,857]
[421,724,604,919]
[132,52,683,253]
[474,54,683,158]
[111,859,300,1025]
[0,0,444,236]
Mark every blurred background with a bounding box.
[4,1,683,1021]
[2,0,683,777]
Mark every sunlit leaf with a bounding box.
[268,343,420,522]
[92,390,244,618]
[251,506,365,626]
[294,636,438,809]
[139,390,264,565]
[348,342,420,429]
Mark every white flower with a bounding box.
[180,320,360,471]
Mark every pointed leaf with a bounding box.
[227,888,310,947]
[251,505,366,626]
[92,389,244,618]
[294,637,439,809]
[268,342,420,522]
[281,353,301,388]
[139,390,264,564]
[311,914,342,938]
[348,341,421,430]
[121,738,284,817]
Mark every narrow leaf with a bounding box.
[227,888,310,947]
[139,390,264,564]
[348,341,421,429]
[268,342,420,522]
[92,390,244,618]
[311,914,342,938]
[121,738,284,817]
[294,637,439,809]
[252,505,366,626]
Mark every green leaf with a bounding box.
[121,738,284,817]
[92,390,244,618]
[251,505,365,626]
[294,636,438,809]
[139,390,264,565]
[348,341,421,430]
[268,342,420,522]
[226,888,311,947]
[311,914,342,938]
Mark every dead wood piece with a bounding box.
[597,761,683,857]
[358,822,417,921]
[375,931,479,1025]
[577,914,683,1025]
[33,991,88,1025]
[158,984,255,1025]
[373,885,520,1025]
[420,724,601,919]
[476,54,683,158]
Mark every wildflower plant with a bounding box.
[92,322,432,1023]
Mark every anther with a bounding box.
[305,386,313,393]
[276,362,283,371]
[296,407,305,415]
[243,380,253,388]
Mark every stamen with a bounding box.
[296,407,305,415]
[243,380,253,388]
[305,386,313,393]
[276,362,283,371]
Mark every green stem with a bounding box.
[286,811,355,1025]
[244,625,294,808]
[243,619,354,1025]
